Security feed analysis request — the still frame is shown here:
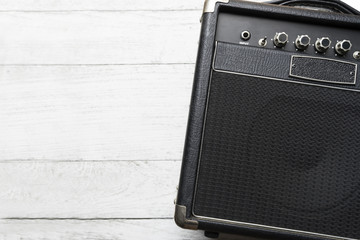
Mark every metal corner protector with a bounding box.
[203,0,230,14]
[174,204,199,230]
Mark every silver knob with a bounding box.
[315,37,331,53]
[273,32,288,48]
[295,35,311,50]
[335,40,352,55]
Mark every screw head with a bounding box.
[353,51,360,60]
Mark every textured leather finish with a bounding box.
[176,12,217,218]
[214,42,290,80]
[267,0,360,15]
[221,1,360,28]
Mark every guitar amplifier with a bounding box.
[175,0,360,239]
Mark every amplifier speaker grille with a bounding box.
[194,71,360,239]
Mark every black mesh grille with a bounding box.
[194,71,360,239]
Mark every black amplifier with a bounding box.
[175,0,360,239]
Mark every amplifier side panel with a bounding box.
[175,11,218,228]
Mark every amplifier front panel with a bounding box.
[192,10,360,240]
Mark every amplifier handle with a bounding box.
[266,0,360,15]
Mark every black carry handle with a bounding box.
[267,0,360,15]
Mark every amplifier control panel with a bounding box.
[216,13,360,62]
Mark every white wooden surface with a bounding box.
[0,65,193,160]
[0,0,359,239]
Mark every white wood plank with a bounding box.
[0,2,359,65]
[0,219,271,240]
[0,0,203,11]
[0,65,193,161]
[0,0,282,11]
[0,0,302,12]
[0,219,209,240]
[0,11,199,64]
[0,161,180,218]
[343,0,360,8]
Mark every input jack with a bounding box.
[241,30,251,41]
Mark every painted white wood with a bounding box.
[343,0,360,8]
[0,65,193,161]
[0,2,358,65]
[0,219,269,240]
[0,0,271,11]
[0,219,209,240]
[0,161,180,218]
[0,0,203,11]
[0,219,265,240]
[0,11,199,64]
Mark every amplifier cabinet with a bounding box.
[175,0,360,239]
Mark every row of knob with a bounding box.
[273,32,352,56]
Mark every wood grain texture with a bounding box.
[0,0,270,11]
[0,0,203,11]
[0,219,270,240]
[0,65,193,161]
[0,160,180,218]
[0,219,267,240]
[0,219,208,240]
[0,11,199,64]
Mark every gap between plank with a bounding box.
[0,159,182,163]
[3,217,173,221]
[0,63,195,66]
[0,9,201,13]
